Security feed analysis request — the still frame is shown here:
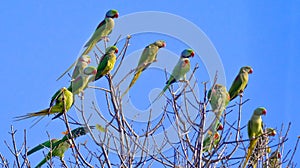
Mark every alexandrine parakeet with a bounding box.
[207,84,230,133]
[34,139,70,168]
[92,46,118,82]
[28,126,92,156]
[56,54,91,81]
[15,87,74,121]
[242,107,267,168]
[122,40,166,97]
[228,66,253,101]
[68,66,97,95]
[151,49,194,103]
[28,126,93,167]
[82,9,119,55]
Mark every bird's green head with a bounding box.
[106,9,119,19]
[72,126,94,138]
[83,66,97,75]
[254,107,267,116]
[181,49,195,58]
[80,55,91,64]
[240,66,253,74]
[106,46,118,54]
[154,40,166,48]
[266,128,276,136]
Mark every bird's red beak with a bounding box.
[92,70,97,75]
[162,42,166,48]
[191,52,195,57]
[115,13,119,18]
[271,132,276,136]
[115,48,119,54]
[262,109,267,115]
[214,133,219,139]
[278,153,282,158]
[249,68,253,74]
[217,124,223,131]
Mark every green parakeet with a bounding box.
[28,126,93,167]
[121,40,166,97]
[29,139,70,168]
[92,46,118,82]
[56,54,91,81]
[228,66,253,101]
[82,9,119,55]
[15,87,73,121]
[68,66,97,95]
[151,49,194,103]
[242,107,267,168]
[28,126,92,156]
[202,123,223,153]
[207,84,230,133]
[249,127,276,168]
[264,150,281,168]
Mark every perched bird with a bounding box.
[264,150,281,168]
[15,87,73,122]
[151,49,194,103]
[56,54,91,81]
[122,40,166,97]
[242,107,267,168]
[28,126,92,168]
[83,9,119,55]
[249,127,277,168]
[28,126,92,156]
[202,123,223,153]
[207,84,230,133]
[92,46,118,82]
[68,66,97,95]
[34,139,71,168]
[228,66,253,101]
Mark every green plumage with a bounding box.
[151,49,194,104]
[228,66,253,101]
[93,46,118,81]
[70,55,91,80]
[242,107,267,168]
[207,84,230,133]
[248,128,276,168]
[82,9,119,55]
[56,54,91,81]
[28,126,92,167]
[68,66,97,95]
[15,87,73,121]
[34,140,70,168]
[122,40,166,97]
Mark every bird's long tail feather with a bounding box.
[82,41,96,56]
[242,138,258,168]
[14,108,50,121]
[56,61,76,81]
[149,83,170,107]
[121,70,142,98]
[35,157,48,168]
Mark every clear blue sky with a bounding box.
[0,0,299,166]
